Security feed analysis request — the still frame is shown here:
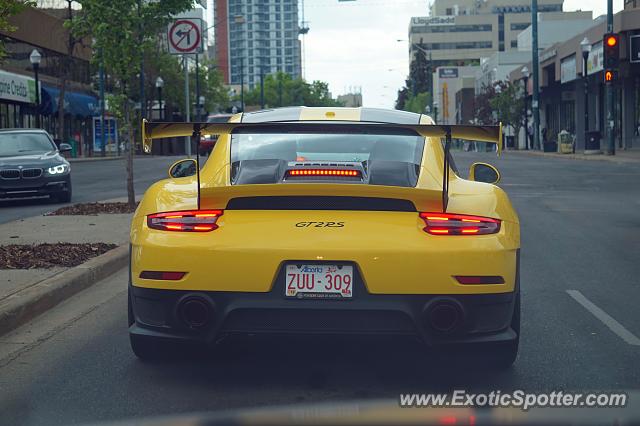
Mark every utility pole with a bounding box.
[138,0,144,124]
[184,55,191,156]
[99,50,106,157]
[195,54,201,121]
[605,0,615,155]
[531,0,540,150]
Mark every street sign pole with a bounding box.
[195,54,201,121]
[184,55,191,157]
[531,0,540,151]
[168,18,202,157]
[605,0,615,155]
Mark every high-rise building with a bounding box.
[214,0,301,89]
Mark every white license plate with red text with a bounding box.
[285,264,353,299]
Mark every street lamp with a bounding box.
[580,37,595,154]
[155,76,164,121]
[29,49,42,128]
[521,66,530,150]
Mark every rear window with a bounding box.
[230,132,425,165]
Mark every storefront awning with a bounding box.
[40,86,99,118]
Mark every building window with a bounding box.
[560,101,576,133]
[409,24,492,34]
[510,22,530,31]
[423,41,492,50]
[511,40,518,48]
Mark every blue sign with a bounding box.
[92,117,118,153]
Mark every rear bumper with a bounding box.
[0,175,70,198]
[129,278,518,347]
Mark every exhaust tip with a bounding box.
[178,296,212,329]
[425,300,463,333]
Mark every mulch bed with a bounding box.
[46,202,139,216]
[0,243,117,269]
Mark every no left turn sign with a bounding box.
[168,19,203,55]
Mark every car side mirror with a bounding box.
[469,162,501,184]
[58,143,73,153]
[168,159,197,178]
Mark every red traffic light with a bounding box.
[606,35,618,47]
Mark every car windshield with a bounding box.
[0,133,56,157]
[231,132,425,165]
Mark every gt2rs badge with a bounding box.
[295,221,345,228]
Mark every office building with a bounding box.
[408,0,590,66]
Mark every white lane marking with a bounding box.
[567,290,640,346]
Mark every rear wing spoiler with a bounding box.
[141,119,503,212]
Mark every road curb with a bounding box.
[506,150,640,164]
[0,245,128,337]
[67,156,123,163]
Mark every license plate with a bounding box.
[285,264,353,299]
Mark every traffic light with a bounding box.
[603,33,620,84]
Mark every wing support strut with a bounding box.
[442,126,451,213]
[192,123,202,210]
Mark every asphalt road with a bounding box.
[1,152,639,426]
[0,156,183,225]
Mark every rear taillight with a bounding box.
[419,212,500,235]
[147,210,223,232]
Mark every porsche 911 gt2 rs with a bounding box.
[129,107,520,367]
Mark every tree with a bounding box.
[241,72,341,109]
[403,92,431,114]
[473,81,524,148]
[395,85,408,110]
[409,48,429,95]
[0,0,33,62]
[71,0,191,208]
[489,81,524,149]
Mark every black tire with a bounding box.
[485,291,520,369]
[128,290,207,362]
[437,292,520,369]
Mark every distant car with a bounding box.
[0,129,72,202]
[130,107,520,368]
[199,114,234,156]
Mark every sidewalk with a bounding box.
[65,154,166,163]
[67,155,123,163]
[0,199,133,335]
[506,149,640,164]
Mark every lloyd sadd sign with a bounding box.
[411,16,455,26]
[0,70,37,104]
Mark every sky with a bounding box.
[301,0,625,108]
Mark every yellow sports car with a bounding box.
[129,107,520,367]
